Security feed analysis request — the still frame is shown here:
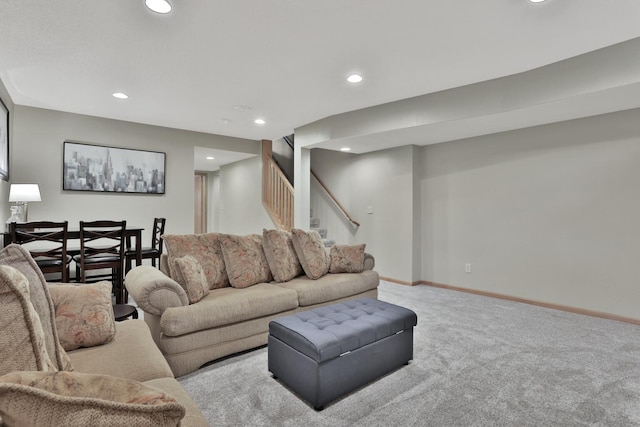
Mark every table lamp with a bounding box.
[8,184,41,222]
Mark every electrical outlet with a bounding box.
[465,263,472,273]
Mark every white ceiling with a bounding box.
[193,147,255,173]
[2,0,640,153]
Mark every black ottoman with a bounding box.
[268,298,417,410]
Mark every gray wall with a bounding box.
[310,145,419,283]
[421,108,640,319]
[309,108,640,319]
[218,153,274,235]
[6,105,259,242]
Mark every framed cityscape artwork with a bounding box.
[0,96,8,181]
[63,141,166,194]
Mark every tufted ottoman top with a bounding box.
[269,298,417,363]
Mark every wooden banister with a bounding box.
[262,140,294,231]
[262,140,359,230]
[311,169,360,228]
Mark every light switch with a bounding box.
[367,206,374,214]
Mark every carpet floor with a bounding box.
[178,281,640,426]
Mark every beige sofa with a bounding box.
[0,244,208,426]
[125,230,379,377]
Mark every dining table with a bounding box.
[1,226,144,267]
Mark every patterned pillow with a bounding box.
[262,229,303,282]
[172,255,209,304]
[48,282,116,351]
[290,229,330,280]
[329,244,366,273]
[0,244,73,371]
[0,265,58,375]
[163,234,229,290]
[219,234,273,289]
[0,371,185,426]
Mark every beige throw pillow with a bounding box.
[329,244,366,273]
[48,282,116,351]
[163,234,229,289]
[0,265,58,375]
[290,229,330,280]
[0,371,185,427]
[0,244,73,372]
[172,255,209,304]
[262,229,303,282]
[219,234,273,288]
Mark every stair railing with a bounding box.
[262,140,294,231]
[311,169,360,228]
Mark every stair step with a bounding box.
[310,227,327,238]
[322,238,335,248]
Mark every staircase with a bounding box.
[262,138,357,244]
[309,216,335,247]
[262,141,293,231]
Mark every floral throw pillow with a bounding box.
[219,234,273,289]
[0,371,185,427]
[172,255,209,304]
[163,234,229,290]
[290,229,330,280]
[262,229,303,282]
[329,244,366,273]
[48,281,116,351]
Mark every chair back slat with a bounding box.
[152,217,166,253]
[79,220,126,263]
[10,221,69,282]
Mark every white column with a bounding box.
[294,145,311,229]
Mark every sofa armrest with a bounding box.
[364,253,375,271]
[125,266,188,316]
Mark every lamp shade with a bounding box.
[9,184,42,202]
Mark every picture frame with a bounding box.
[63,141,166,194]
[0,96,9,181]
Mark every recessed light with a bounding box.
[340,147,351,152]
[347,74,363,83]
[254,118,266,125]
[145,0,172,14]
[206,156,215,160]
[529,0,547,3]
[233,105,252,112]
[112,92,128,99]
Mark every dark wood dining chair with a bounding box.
[125,217,166,272]
[73,220,127,304]
[10,221,71,282]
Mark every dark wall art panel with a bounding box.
[0,97,9,181]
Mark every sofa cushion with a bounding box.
[291,229,330,280]
[0,371,185,427]
[0,244,73,371]
[0,265,58,375]
[48,282,116,351]
[160,284,299,337]
[262,229,303,282]
[172,255,209,304]
[275,270,380,306]
[219,234,273,289]
[329,244,366,273]
[163,234,229,290]
[67,319,174,383]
